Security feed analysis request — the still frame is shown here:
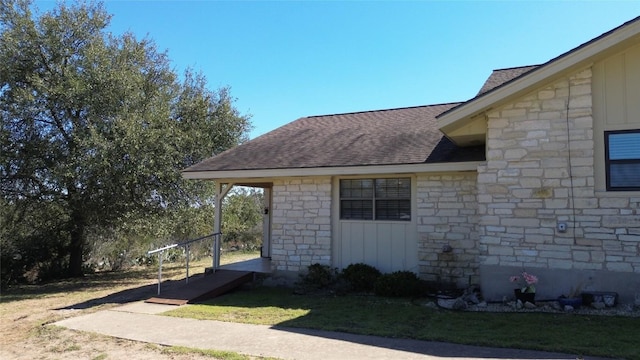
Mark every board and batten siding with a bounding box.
[332,176,418,274]
[593,42,640,192]
[336,221,418,273]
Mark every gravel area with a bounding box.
[431,297,640,317]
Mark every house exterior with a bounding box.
[184,17,640,303]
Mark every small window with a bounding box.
[605,130,640,191]
[340,178,411,221]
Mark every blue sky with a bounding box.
[35,1,640,139]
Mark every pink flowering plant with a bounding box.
[510,271,538,293]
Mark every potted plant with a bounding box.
[510,271,538,303]
[558,284,583,309]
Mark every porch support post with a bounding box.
[213,182,234,270]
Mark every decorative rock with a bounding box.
[465,293,480,304]
[476,301,488,308]
[516,299,524,309]
[423,301,438,310]
[591,302,606,310]
[460,285,482,305]
[564,305,574,312]
[436,298,457,309]
[453,297,468,310]
[524,301,537,309]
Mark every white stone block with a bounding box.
[488,246,514,256]
[538,90,556,100]
[548,259,573,269]
[606,262,633,272]
[505,149,528,160]
[569,94,592,108]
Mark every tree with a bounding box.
[0,0,251,278]
[222,187,264,250]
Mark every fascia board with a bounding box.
[438,20,640,131]
[182,161,483,180]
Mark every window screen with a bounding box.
[605,130,640,191]
[340,178,411,221]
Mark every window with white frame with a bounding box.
[339,178,411,221]
[605,129,640,191]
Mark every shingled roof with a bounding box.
[476,65,539,95]
[183,63,539,175]
[183,103,485,174]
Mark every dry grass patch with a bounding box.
[0,252,268,360]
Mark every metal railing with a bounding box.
[147,232,222,295]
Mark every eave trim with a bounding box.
[182,161,483,180]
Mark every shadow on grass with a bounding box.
[54,282,158,310]
[172,286,631,360]
[0,265,190,305]
[54,270,240,310]
[265,325,585,360]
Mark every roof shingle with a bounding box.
[476,65,539,95]
[183,103,484,173]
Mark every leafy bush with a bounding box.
[296,263,338,292]
[374,271,425,298]
[0,199,71,287]
[340,263,381,292]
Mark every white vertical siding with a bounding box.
[336,221,417,273]
[593,42,640,128]
[592,42,640,191]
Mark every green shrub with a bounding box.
[340,263,381,292]
[374,271,425,298]
[297,263,338,291]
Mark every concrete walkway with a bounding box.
[54,301,609,360]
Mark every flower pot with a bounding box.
[514,289,535,303]
[558,296,582,309]
[581,291,617,307]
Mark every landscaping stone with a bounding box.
[524,301,537,309]
[434,297,640,317]
[453,298,468,310]
[435,285,485,310]
[431,286,639,316]
[591,302,606,310]
[436,298,458,309]
[465,292,480,305]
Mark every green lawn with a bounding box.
[164,286,640,360]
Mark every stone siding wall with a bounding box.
[416,173,480,287]
[479,68,640,301]
[270,177,332,273]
